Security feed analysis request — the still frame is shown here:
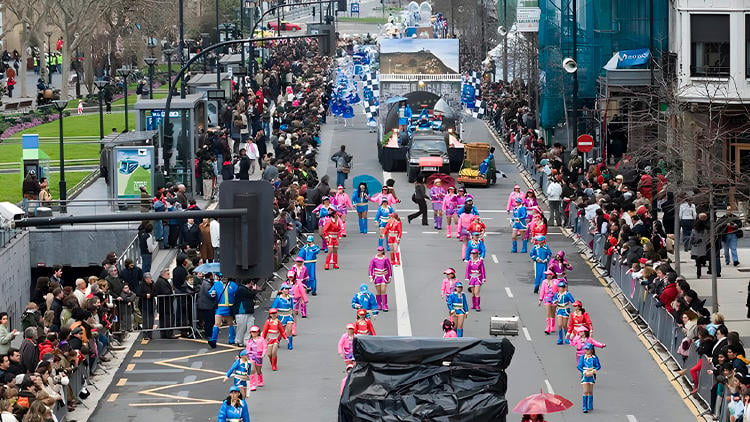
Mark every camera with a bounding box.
[0,201,25,227]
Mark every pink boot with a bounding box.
[544,318,551,333]
[383,295,389,312]
[300,302,307,318]
[248,374,257,391]
[292,322,297,336]
[471,296,478,310]
[454,224,459,238]
[446,222,452,238]
[376,294,383,310]
[257,373,264,387]
[476,297,481,311]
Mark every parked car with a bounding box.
[406,132,450,183]
[267,21,302,31]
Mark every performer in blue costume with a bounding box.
[511,197,528,253]
[270,284,295,350]
[577,343,602,413]
[351,283,379,317]
[553,281,575,345]
[208,277,239,349]
[298,235,321,295]
[529,235,552,293]
[463,231,486,261]
[223,350,251,397]
[217,385,251,422]
[446,282,469,337]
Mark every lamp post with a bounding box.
[144,57,157,99]
[117,67,134,132]
[44,31,52,85]
[93,80,108,150]
[216,0,221,88]
[163,48,174,95]
[51,100,69,213]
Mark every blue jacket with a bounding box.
[446,292,468,313]
[298,244,321,263]
[374,206,394,227]
[225,359,250,380]
[352,283,378,311]
[457,205,479,216]
[464,239,486,261]
[530,245,552,264]
[217,399,250,422]
[209,281,239,308]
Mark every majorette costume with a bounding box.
[529,212,547,241]
[465,253,486,310]
[456,190,471,208]
[354,309,376,335]
[553,282,575,345]
[313,198,332,250]
[567,303,593,337]
[383,217,402,266]
[368,251,393,311]
[468,216,486,238]
[511,198,528,253]
[464,233,486,261]
[374,201,394,249]
[338,324,356,364]
[291,275,309,318]
[577,345,602,413]
[225,351,251,388]
[369,191,399,206]
[351,283,379,316]
[529,236,552,293]
[505,184,524,212]
[290,258,310,288]
[245,328,267,389]
[208,279,239,347]
[298,236,321,294]
[523,193,540,241]
[538,270,558,334]
[322,214,343,270]
[440,268,457,301]
[570,327,605,360]
[446,288,469,337]
[430,184,447,229]
[442,191,459,237]
[270,286,295,349]
[457,211,476,258]
[261,309,287,370]
[217,390,250,422]
[352,189,370,234]
[548,250,573,276]
[333,187,354,236]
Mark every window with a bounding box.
[690,14,730,77]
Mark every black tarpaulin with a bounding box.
[339,336,515,422]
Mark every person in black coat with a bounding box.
[171,257,190,333]
[155,268,176,339]
[407,177,428,225]
[238,149,250,180]
[138,273,158,339]
[180,218,201,249]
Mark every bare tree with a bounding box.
[1,0,49,97]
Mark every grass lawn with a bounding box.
[337,16,386,24]
[0,170,92,203]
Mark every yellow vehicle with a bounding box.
[253,29,275,46]
[457,142,497,187]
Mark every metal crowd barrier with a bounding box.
[132,293,199,338]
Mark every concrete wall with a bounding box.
[0,231,31,330]
[30,227,136,267]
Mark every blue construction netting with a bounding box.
[538,0,669,129]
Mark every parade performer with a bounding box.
[370,185,398,206]
[351,283,379,316]
[468,215,486,238]
[457,196,479,216]
[464,231,486,261]
[270,284,295,350]
[457,204,476,259]
[538,270,558,335]
[368,246,393,311]
[353,182,370,234]
[354,309,376,335]
[384,213,403,266]
[340,363,354,396]
[506,184,524,213]
[548,250,573,277]
[223,350,251,397]
[322,211,343,270]
[298,236,321,295]
[217,386,251,422]
[530,235,552,293]
[333,185,355,236]
[442,319,458,339]
[577,344,602,413]
[456,187,470,208]
[440,268,457,302]
[523,190,540,243]
[313,196,333,251]
[374,197,395,249]
[529,212,548,241]
[245,326,267,389]
[465,249,486,311]
[261,309,287,371]
[337,323,356,367]
[570,327,605,361]
[443,186,459,238]
[567,301,593,337]
[446,282,469,336]
[208,277,239,349]
[511,198,528,253]
[553,281,575,345]
[291,257,310,289]
[430,179,447,230]
[291,270,309,319]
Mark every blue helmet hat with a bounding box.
[306,235,315,243]
[535,235,546,242]
[359,283,369,292]
[471,232,481,236]
[584,343,594,350]
[454,281,463,288]
[557,281,567,288]
[239,350,248,357]
[229,385,241,393]
[515,197,523,203]
[280,283,291,290]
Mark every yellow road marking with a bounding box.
[141,338,149,345]
[116,378,127,387]
[133,350,143,358]
[108,393,119,402]
[130,400,222,407]
[126,363,135,372]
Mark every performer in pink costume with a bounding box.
[429,179,447,230]
[505,184,524,213]
[337,323,356,367]
[538,270,559,334]
[368,246,393,311]
[333,185,355,236]
[548,250,573,277]
[465,249,486,311]
[523,190,539,242]
[369,186,399,206]
[442,186,459,238]
[570,326,605,361]
[291,257,310,288]
[291,271,309,319]
[313,196,334,251]
[456,204,476,259]
[440,268,457,302]
[456,187,470,208]
[245,326,267,390]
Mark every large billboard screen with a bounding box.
[380,39,459,74]
[114,146,154,199]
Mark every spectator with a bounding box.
[105,266,124,298]
[73,279,87,307]
[680,197,697,251]
[718,206,742,267]
[237,149,251,180]
[546,176,563,227]
[138,273,157,339]
[690,214,710,279]
[0,312,19,355]
[199,218,214,263]
[49,265,63,287]
[155,268,176,339]
[210,219,221,261]
[19,328,39,374]
[138,222,157,273]
[331,145,353,188]
[48,289,63,333]
[232,280,259,348]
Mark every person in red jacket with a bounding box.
[659,280,679,313]
[353,309,376,335]
[567,301,593,338]
[322,211,343,269]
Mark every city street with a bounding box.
[90,114,696,421]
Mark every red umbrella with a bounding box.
[513,391,573,414]
[426,173,456,189]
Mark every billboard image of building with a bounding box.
[380,39,459,74]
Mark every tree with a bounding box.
[1,0,49,97]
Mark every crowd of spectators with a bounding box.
[484,77,749,415]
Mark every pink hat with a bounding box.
[346,323,355,330]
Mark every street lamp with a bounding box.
[51,100,69,213]
[117,66,134,132]
[93,79,108,150]
[163,48,174,95]
[144,57,157,99]
[44,31,53,85]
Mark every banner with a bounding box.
[516,0,540,32]
[616,48,651,69]
[114,146,154,198]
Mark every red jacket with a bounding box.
[660,283,679,313]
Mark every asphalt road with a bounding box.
[88,111,696,421]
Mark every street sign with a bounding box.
[577,134,594,153]
[207,89,226,100]
[351,2,360,16]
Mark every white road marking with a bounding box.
[491,254,499,264]
[626,416,638,422]
[384,170,412,337]
[505,287,514,298]
[522,327,532,341]
[544,379,555,394]
[422,231,438,234]
[382,171,392,182]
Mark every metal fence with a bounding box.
[499,129,723,419]
[118,292,200,338]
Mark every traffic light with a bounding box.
[162,121,174,164]
[338,0,346,12]
[218,180,274,280]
